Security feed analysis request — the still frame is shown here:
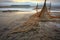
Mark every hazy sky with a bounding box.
[0,0,42,2]
[0,0,60,2]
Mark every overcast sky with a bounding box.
[0,0,60,3]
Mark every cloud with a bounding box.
[0,0,60,3]
[0,0,12,2]
[50,0,60,2]
[0,0,44,2]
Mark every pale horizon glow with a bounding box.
[12,0,44,3]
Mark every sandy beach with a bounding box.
[0,11,60,40]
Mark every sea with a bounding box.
[0,8,60,12]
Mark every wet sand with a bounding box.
[0,12,60,40]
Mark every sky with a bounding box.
[0,0,60,7]
[0,0,43,2]
[0,0,60,3]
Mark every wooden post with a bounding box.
[36,3,38,13]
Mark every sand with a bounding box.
[0,11,60,40]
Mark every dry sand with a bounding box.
[0,0,60,39]
[0,11,60,40]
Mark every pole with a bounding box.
[36,3,38,13]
